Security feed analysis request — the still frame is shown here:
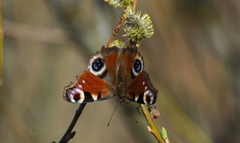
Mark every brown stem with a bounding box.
[105,16,125,48]
[132,0,138,12]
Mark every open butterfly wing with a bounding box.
[126,71,157,104]
[63,71,112,103]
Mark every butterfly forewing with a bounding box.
[122,47,143,80]
[126,71,157,104]
[101,46,120,81]
[63,71,112,103]
[89,46,120,83]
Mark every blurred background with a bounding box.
[1,0,240,142]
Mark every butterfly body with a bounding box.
[63,46,157,105]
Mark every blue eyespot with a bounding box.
[92,58,104,71]
[133,59,142,73]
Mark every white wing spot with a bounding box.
[82,80,85,83]
[75,88,82,93]
[135,95,139,102]
[92,93,98,101]
[77,84,83,89]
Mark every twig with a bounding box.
[59,103,87,143]
[132,0,138,12]
[140,104,165,143]
[105,16,125,48]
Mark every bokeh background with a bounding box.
[1,0,240,143]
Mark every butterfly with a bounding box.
[63,46,157,105]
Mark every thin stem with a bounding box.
[140,104,165,143]
[59,103,87,143]
[105,16,125,48]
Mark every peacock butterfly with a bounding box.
[63,46,157,105]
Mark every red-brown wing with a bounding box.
[101,46,119,80]
[122,47,139,80]
[126,71,157,105]
[63,71,113,103]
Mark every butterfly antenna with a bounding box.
[122,104,139,124]
[107,101,119,126]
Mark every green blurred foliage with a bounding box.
[0,0,240,143]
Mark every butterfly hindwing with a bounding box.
[63,71,112,103]
[126,71,157,104]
